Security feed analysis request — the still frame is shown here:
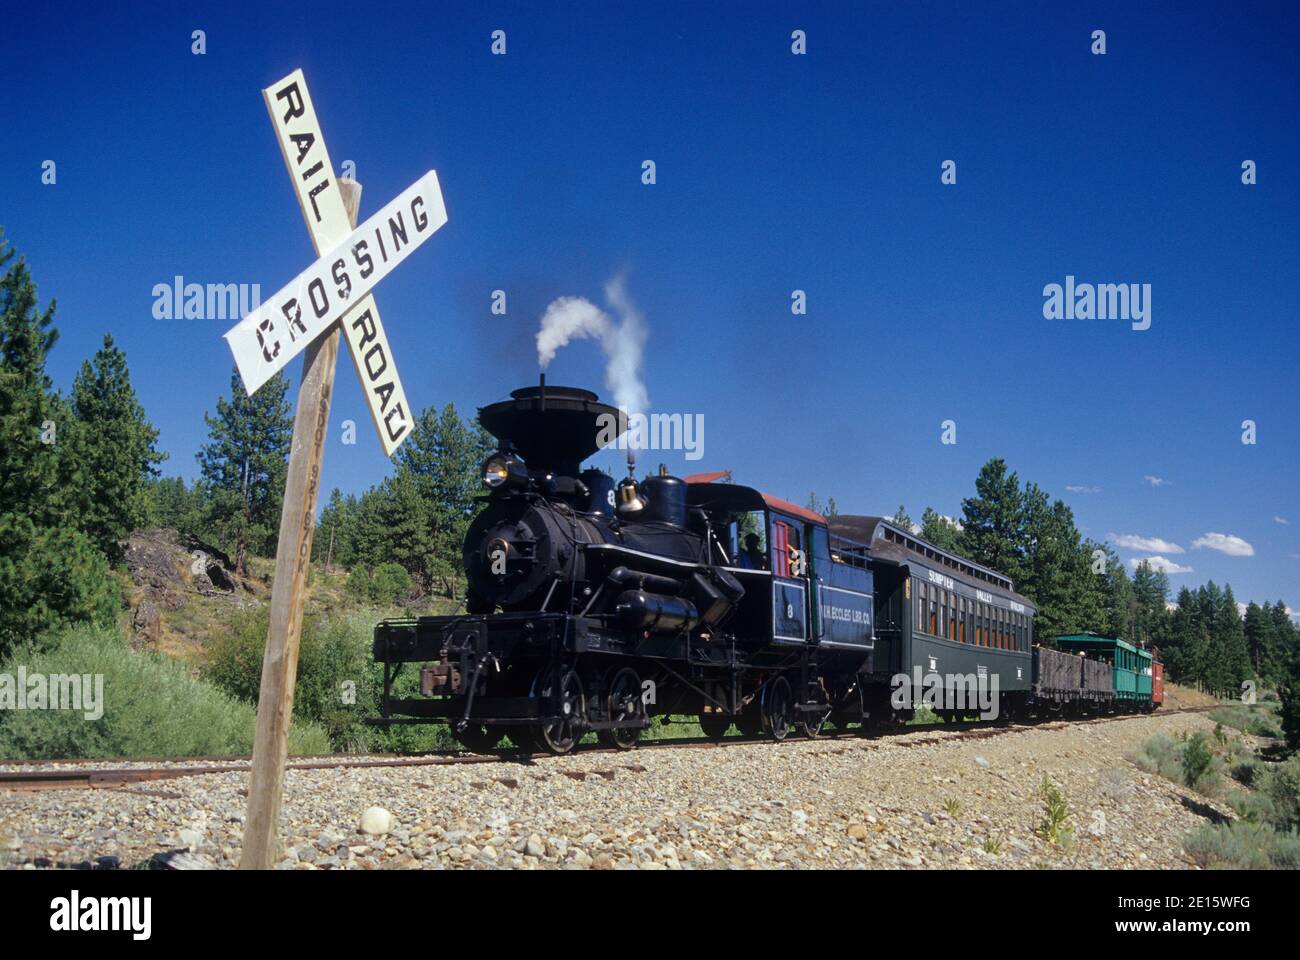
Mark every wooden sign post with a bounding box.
[230,69,448,869]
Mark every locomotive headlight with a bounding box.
[483,456,509,488]
[481,451,526,490]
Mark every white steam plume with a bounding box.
[535,277,649,417]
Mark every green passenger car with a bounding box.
[1055,633,1153,706]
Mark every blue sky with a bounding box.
[2,1,1297,612]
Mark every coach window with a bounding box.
[929,589,938,636]
[916,582,925,633]
[731,512,767,569]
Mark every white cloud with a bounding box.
[1109,533,1184,554]
[1237,601,1248,618]
[1066,484,1101,494]
[1142,475,1171,487]
[1129,555,1193,574]
[1191,532,1255,557]
[1274,516,1290,525]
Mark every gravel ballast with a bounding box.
[0,711,1229,870]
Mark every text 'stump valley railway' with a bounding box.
[372,383,1162,754]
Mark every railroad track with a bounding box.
[0,707,1215,792]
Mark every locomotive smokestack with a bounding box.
[539,372,546,411]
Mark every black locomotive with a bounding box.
[373,382,1150,754]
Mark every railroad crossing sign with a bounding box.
[232,69,448,870]
[223,68,447,456]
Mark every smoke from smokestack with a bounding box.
[535,276,649,418]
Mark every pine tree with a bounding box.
[314,488,359,569]
[396,403,494,594]
[1104,552,1138,641]
[919,507,962,554]
[141,476,205,536]
[1268,601,1297,686]
[1243,602,1273,679]
[0,230,118,651]
[68,334,165,559]
[0,229,61,527]
[196,368,293,575]
[1164,586,1198,684]
[806,493,839,518]
[1131,562,1171,648]
[959,459,1024,581]
[1215,584,1251,697]
[891,505,914,531]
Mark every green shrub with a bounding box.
[1037,777,1073,847]
[1263,757,1300,830]
[1270,831,1300,868]
[1184,822,1275,869]
[370,563,411,605]
[204,605,455,753]
[345,565,372,602]
[1182,732,1218,792]
[343,563,411,606]
[1230,757,1261,787]
[1210,704,1282,739]
[0,521,120,657]
[1184,822,1300,870]
[0,624,329,759]
[1226,788,1276,825]
[1133,733,1183,781]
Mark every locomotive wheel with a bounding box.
[698,713,733,740]
[598,667,644,750]
[763,676,793,741]
[533,666,586,755]
[453,723,504,753]
[799,685,831,738]
[799,704,831,739]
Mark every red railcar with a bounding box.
[1151,659,1164,708]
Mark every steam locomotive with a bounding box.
[372,383,1160,754]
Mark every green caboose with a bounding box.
[1055,633,1153,708]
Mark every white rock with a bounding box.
[359,806,394,836]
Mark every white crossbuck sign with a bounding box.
[223,69,448,455]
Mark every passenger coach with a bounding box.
[830,517,1036,721]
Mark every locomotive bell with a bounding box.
[617,476,647,513]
